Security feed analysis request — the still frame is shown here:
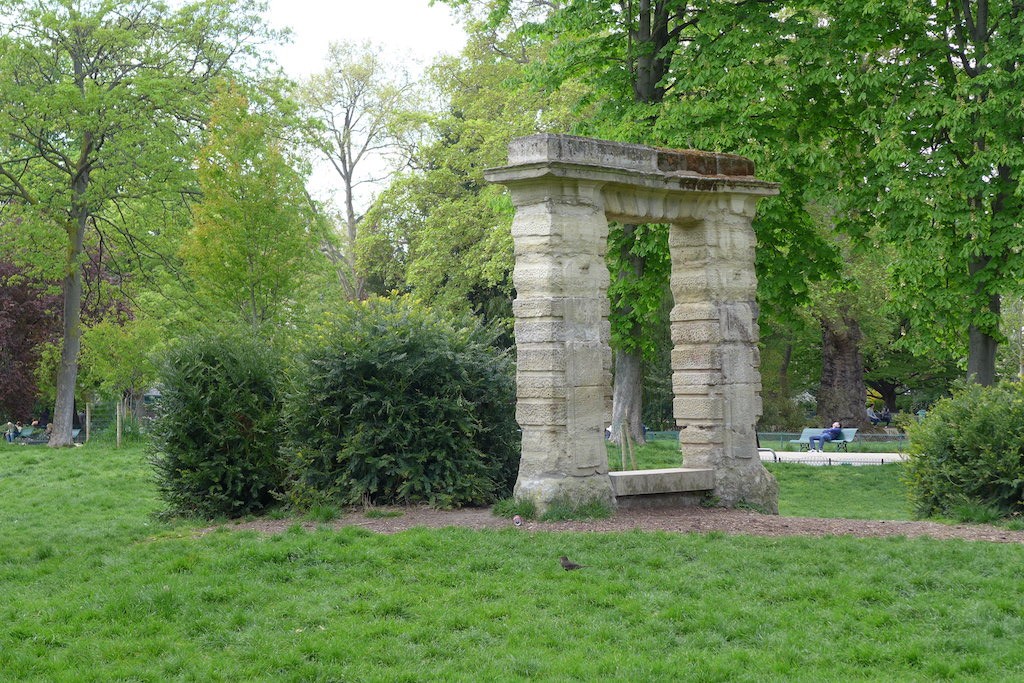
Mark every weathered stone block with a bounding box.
[516,400,567,426]
[515,320,605,345]
[671,246,712,265]
[722,355,762,384]
[721,347,759,379]
[670,302,720,322]
[671,346,722,371]
[668,224,710,248]
[516,345,566,373]
[505,134,659,172]
[570,437,609,473]
[504,177,606,212]
[673,396,724,421]
[720,268,758,298]
[513,259,564,293]
[566,343,605,387]
[519,427,567,468]
[670,320,724,345]
[516,377,568,400]
[670,270,721,298]
[561,297,610,324]
[677,422,725,444]
[679,443,720,469]
[514,472,616,515]
[512,297,564,319]
[720,303,757,342]
[672,370,723,388]
[721,390,762,422]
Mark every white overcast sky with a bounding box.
[265,0,467,78]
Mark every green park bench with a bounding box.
[789,428,858,452]
[14,426,82,444]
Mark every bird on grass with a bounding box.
[559,555,586,571]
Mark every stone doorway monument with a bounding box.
[484,134,779,514]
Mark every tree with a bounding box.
[659,0,1024,386]
[180,81,326,334]
[840,0,1024,386]
[302,41,425,301]
[357,8,583,329]
[0,260,61,420]
[0,0,274,447]
[79,315,160,423]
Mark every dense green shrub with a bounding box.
[149,333,284,518]
[284,296,518,508]
[904,381,1024,518]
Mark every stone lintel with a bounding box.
[486,162,779,200]
[484,136,779,210]
[500,134,756,178]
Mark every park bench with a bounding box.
[14,426,82,444]
[789,428,858,452]
[14,426,46,444]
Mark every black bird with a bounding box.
[559,555,585,571]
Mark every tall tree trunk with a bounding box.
[967,323,998,385]
[50,56,94,448]
[344,185,365,300]
[778,342,792,396]
[609,224,646,446]
[611,347,645,446]
[817,315,868,428]
[51,211,86,448]
[967,256,999,385]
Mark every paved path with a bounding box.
[759,449,906,466]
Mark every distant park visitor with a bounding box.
[808,422,843,452]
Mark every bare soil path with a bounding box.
[211,506,1024,544]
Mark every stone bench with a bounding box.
[609,467,715,508]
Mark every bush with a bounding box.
[284,296,518,509]
[904,380,1024,518]
[149,332,284,518]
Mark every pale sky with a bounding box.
[265,0,467,78]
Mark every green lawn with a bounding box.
[766,462,914,520]
[3,441,1024,680]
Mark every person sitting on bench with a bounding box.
[809,421,842,452]
[868,406,893,426]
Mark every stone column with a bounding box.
[505,178,615,511]
[670,195,778,512]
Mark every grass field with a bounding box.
[3,441,1024,680]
